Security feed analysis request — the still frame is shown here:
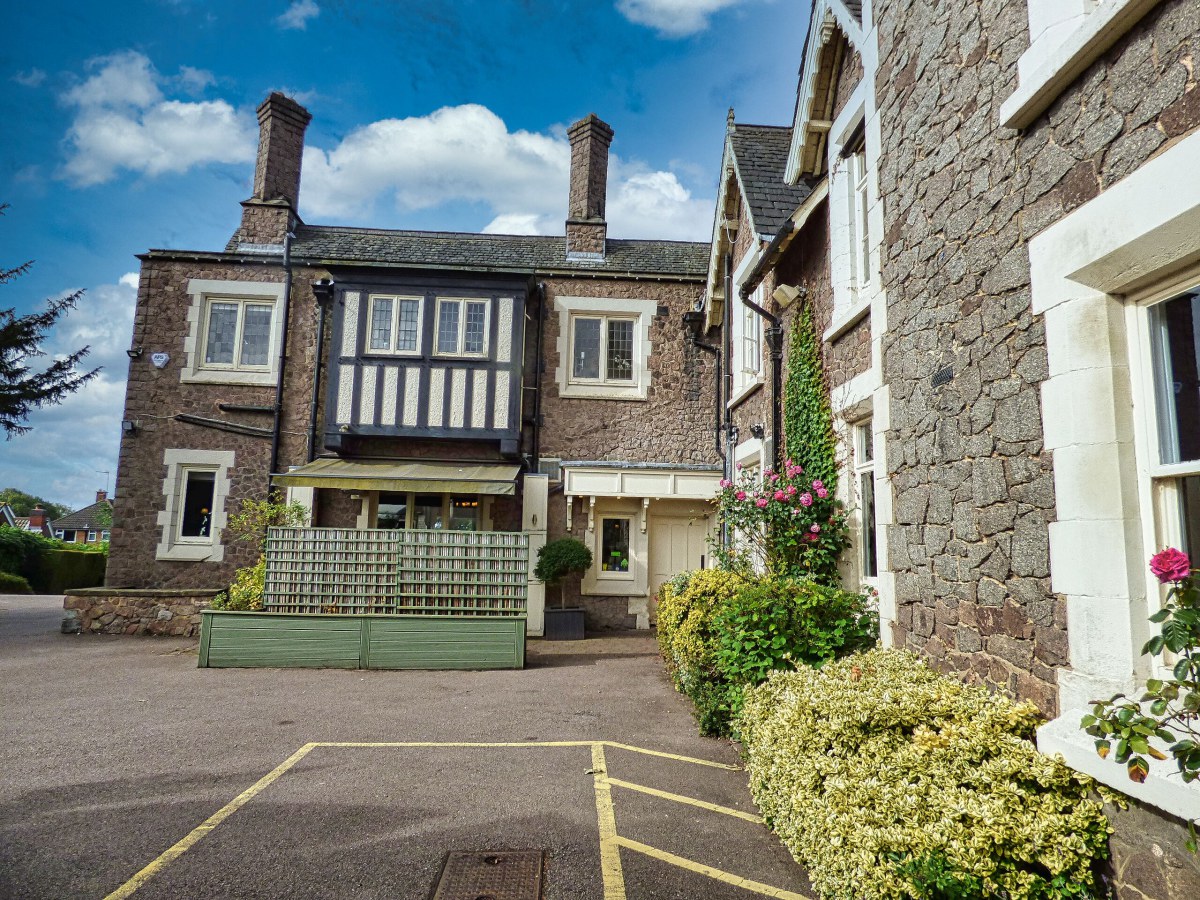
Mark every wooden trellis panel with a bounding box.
[264,528,528,616]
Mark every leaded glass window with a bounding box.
[203,299,272,368]
[367,295,422,354]
[435,298,490,356]
[572,317,602,379]
[607,319,634,381]
[204,303,239,365]
[437,300,460,354]
[369,296,394,351]
[464,302,487,354]
[570,314,637,384]
[396,298,420,352]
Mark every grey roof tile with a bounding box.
[52,500,110,532]
[291,226,709,278]
[728,124,820,237]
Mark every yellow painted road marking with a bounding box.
[605,776,765,824]
[591,743,628,899]
[103,742,318,900]
[603,741,742,770]
[315,740,594,748]
[614,836,810,899]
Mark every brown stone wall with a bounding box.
[727,199,771,447]
[874,0,1200,716]
[1101,797,1200,899]
[538,276,717,465]
[61,588,220,636]
[565,222,606,257]
[314,488,360,528]
[108,256,327,590]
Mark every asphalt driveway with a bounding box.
[0,595,813,899]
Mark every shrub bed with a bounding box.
[739,649,1112,900]
[656,569,876,736]
[0,571,33,593]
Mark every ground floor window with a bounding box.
[156,449,234,562]
[600,517,632,574]
[854,420,878,580]
[373,492,484,531]
[179,470,215,540]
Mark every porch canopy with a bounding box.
[273,459,521,495]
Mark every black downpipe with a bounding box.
[531,282,547,471]
[740,280,783,474]
[687,333,723,462]
[306,279,333,462]
[268,229,295,487]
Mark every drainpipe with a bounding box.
[531,282,547,471]
[682,310,723,463]
[307,279,334,462]
[268,228,295,489]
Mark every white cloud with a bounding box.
[0,274,138,511]
[277,0,319,30]
[302,104,712,242]
[615,0,762,37]
[177,65,215,93]
[13,68,46,88]
[61,51,256,186]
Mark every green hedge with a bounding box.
[656,569,876,736]
[0,571,33,593]
[740,649,1111,900]
[29,549,106,594]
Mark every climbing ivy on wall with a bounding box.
[782,302,837,492]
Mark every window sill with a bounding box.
[181,369,277,387]
[1000,0,1160,130]
[559,383,648,401]
[155,541,224,562]
[824,297,871,342]
[1038,708,1200,821]
[727,378,764,411]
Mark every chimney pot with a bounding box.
[565,113,614,260]
[96,489,108,503]
[28,505,46,528]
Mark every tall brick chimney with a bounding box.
[228,92,313,250]
[565,114,614,261]
[95,489,107,503]
[28,506,46,530]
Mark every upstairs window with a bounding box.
[435,298,490,357]
[571,315,636,384]
[742,300,762,378]
[368,294,422,354]
[847,147,870,292]
[203,298,273,369]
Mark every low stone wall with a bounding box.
[61,588,223,637]
[1104,798,1200,899]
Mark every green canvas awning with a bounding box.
[273,459,521,495]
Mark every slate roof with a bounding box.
[53,500,110,533]
[728,124,820,238]
[289,226,709,278]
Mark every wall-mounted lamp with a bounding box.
[126,346,143,359]
[121,419,139,433]
[772,284,807,308]
[750,423,766,439]
[682,309,706,343]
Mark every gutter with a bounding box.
[268,228,295,489]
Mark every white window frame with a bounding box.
[553,296,654,401]
[433,297,491,359]
[181,279,286,386]
[155,449,234,562]
[199,297,274,371]
[825,96,875,341]
[100,530,110,542]
[568,313,639,387]
[87,530,98,542]
[54,529,64,539]
[848,148,871,294]
[852,418,878,586]
[366,293,423,356]
[730,252,766,406]
[597,515,636,582]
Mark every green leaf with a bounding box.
[1148,608,1171,624]
[1143,635,1166,656]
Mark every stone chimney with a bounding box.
[96,489,108,503]
[565,114,614,261]
[228,92,313,250]
[28,506,46,529]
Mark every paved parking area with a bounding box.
[0,595,812,899]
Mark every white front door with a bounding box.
[648,514,711,623]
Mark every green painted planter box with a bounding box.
[198,610,525,670]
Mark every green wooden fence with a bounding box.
[263,527,529,615]
[198,611,526,669]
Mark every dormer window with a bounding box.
[435,298,490,358]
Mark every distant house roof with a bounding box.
[52,500,111,533]
[287,226,710,279]
[728,124,821,239]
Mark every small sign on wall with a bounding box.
[151,352,170,369]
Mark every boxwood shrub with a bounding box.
[739,649,1112,900]
[656,569,876,736]
[0,571,33,593]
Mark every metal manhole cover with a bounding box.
[431,850,544,900]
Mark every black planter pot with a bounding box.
[543,607,586,641]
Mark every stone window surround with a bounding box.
[155,449,235,562]
[554,296,654,401]
[729,248,767,408]
[580,498,647,597]
[181,279,286,386]
[1001,0,1162,130]
[1029,129,1200,821]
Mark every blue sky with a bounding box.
[1,0,809,511]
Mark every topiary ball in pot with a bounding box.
[535,537,593,609]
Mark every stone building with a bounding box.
[109,93,719,634]
[703,0,1199,893]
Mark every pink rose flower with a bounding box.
[735,491,746,501]
[799,492,813,507]
[774,490,786,501]
[786,485,797,496]
[755,498,769,508]
[770,473,780,482]
[785,458,794,467]
[736,463,743,470]
[810,523,821,534]
[816,487,829,499]
[1150,547,1191,583]
[719,478,731,489]
[812,479,824,490]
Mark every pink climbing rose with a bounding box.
[812,479,824,490]
[799,492,813,507]
[719,478,732,488]
[756,498,769,508]
[774,490,786,501]
[816,487,829,499]
[810,523,821,534]
[1149,547,1191,584]
[735,490,746,501]
[786,484,797,496]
